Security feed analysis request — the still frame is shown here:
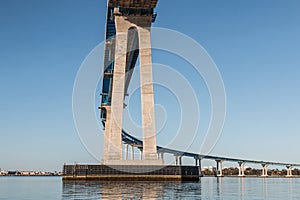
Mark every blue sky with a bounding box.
[1,0,300,171]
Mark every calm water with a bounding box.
[1,176,300,199]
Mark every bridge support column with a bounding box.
[104,14,129,162]
[261,164,268,177]
[216,160,223,177]
[199,158,203,177]
[195,158,203,177]
[102,10,163,165]
[125,144,129,160]
[139,26,159,161]
[286,166,293,177]
[139,149,143,160]
[179,156,182,166]
[160,153,164,161]
[102,106,111,162]
[238,162,245,177]
[131,145,134,160]
[157,152,164,161]
[175,156,178,166]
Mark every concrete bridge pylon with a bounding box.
[101,4,162,165]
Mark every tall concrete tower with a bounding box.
[63,0,200,181]
[101,0,162,165]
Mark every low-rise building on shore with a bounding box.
[0,170,62,176]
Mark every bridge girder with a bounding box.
[108,0,158,9]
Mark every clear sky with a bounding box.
[1,0,300,171]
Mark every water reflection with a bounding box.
[62,181,202,199]
[61,177,300,199]
[216,177,222,197]
[262,178,268,199]
[62,181,164,199]
[238,177,245,199]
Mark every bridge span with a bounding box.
[96,0,300,178]
[121,128,300,177]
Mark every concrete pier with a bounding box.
[101,2,162,166]
[63,165,199,181]
[238,162,245,177]
[216,160,223,177]
[261,164,268,177]
[286,166,293,177]
[195,157,203,177]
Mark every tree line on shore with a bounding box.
[202,167,300,176]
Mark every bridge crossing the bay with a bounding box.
[98,0,299,178]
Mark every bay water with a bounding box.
[1,176,299,199]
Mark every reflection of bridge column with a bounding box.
[261,164,268,177]
[216,176,222,195]
[238,162,245,177]
[139,26,158,161]
[286,166,293,177]
[238,176,245,196]
[216,160,223,177]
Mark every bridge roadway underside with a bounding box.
[108,0,158,9]
[63,164,200,181]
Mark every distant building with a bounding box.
[0,170,62,176]
[203,166,215,172]
[20,171,36,176]
[7,171,18,175]
[0,170,8,175]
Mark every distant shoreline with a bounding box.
[0,175,62,177]
[204,175,300,178]
[2,175,300,178]
[0,170,63,176]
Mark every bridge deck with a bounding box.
[122,130,300,167]
[108,0,158,9]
